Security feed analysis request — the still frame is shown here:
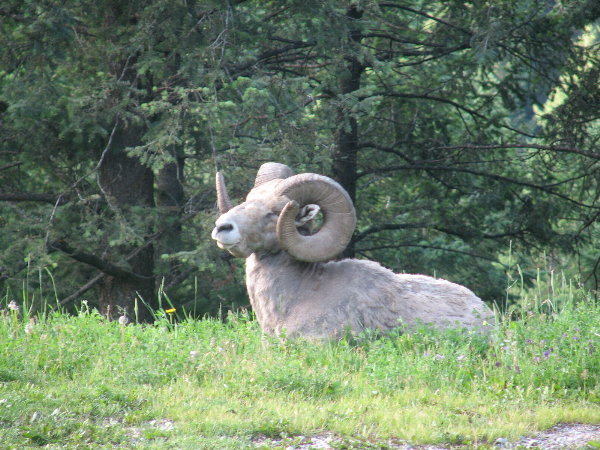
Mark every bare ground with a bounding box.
[253,423,600,449]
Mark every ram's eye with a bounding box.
[261,212,277,224]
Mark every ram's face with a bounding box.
[211,197,281,258]
[212,163,356,263]
[211,185,321,258]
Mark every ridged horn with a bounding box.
[254,162,294,187]
[216,171,232,214]
[275,173,356,262]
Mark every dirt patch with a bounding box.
[253,423,600,449]
[510,423,600,449]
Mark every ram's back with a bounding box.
[246,253,493,339]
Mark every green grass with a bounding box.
[0,289,599,448]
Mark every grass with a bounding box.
[0,280,599,448]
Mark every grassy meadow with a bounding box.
[1,274,599,448]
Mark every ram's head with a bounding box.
[211,163,356,262]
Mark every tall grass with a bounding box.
[0,268,598,448]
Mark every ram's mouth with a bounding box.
[216,240,239,250]
[211,226,241,249]
[215,241,249,258]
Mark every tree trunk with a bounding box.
[332,5,364,258]
[156,148,185,285]
[97,125,156,321]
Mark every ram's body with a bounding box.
[212,163,494,339]
[246,252,491,338]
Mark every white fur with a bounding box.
[213,177,494,339]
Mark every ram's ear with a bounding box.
[295,204,320,227]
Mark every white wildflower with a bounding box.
[24,321,35,335]
[7,301,18,311]
[118,315,129,326]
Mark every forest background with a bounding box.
[1,0,599,321]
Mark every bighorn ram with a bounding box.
[212,163,494,339]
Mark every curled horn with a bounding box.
[216,171,232,214]
[275,173,356,262]
[254,162,294,187]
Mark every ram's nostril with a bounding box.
[217,223,234,233]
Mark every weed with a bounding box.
[0,270,599,448]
